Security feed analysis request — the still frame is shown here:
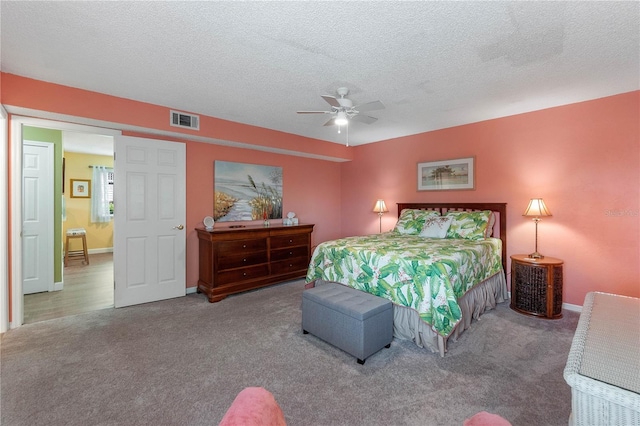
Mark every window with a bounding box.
[90,166,112,223]
[107,170,114,215]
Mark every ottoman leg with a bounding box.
[385,343,391,348]
[303,330,309,334]
[357,358,365,365]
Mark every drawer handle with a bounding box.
[289,251,293,255]
[243,258,247,262]
[243,244,247,248]
[243,272,247,276]
[289,239,293,243]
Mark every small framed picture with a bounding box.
[70,179,91,198]
[417,157,475,191]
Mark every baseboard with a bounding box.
[562,302,582,313]
[53,281,63,291]
[186,286,198,295]
[88,248,113,255]
[507,291,583,313]
[63,248,113,257]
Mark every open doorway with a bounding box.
[23,128,115,324]
[10,116,186,328]
[24,253,113,323]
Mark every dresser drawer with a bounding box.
[218,251,268,270]
[218,238,267,253]
[217,264,270,285]
[271,234,309,249]
[197,224,314,303]
[270,246,309,262]
[271,257,310,275]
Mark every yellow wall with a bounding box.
[63,152,114,251]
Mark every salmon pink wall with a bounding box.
[2,74,345,296]
[341,91,639,306]
[1,73,353,162]
[183,140,342,289]
[3,73,637,307]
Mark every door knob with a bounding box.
[173,224,184,230]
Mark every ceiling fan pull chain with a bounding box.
[346,123,350,147]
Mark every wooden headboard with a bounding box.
[397,202,507,273]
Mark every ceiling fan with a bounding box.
[297,87,385,127]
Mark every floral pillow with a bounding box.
[419,216,453,238]
[393,209,441,235]
[445,210,492,240]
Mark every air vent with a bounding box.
[170,110,199,130]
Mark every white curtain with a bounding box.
[91,166,111,223]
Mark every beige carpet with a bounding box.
[1,279,579,426]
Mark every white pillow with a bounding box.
[419,216,453,238]
[485,212,496,238]
[393,209,441,235]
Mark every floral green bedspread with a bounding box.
[305,233,503,337]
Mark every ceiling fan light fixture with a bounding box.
[334,111,348,126]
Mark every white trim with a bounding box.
[88,247,114,255]
[10,115,122,329]
[563,302,583,313]
[186,286,198,295]
[506,291,582,313]
[63,247,113,256]
[0,106,8,333]
[10,118,23,328]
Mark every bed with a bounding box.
[305,202,508,357]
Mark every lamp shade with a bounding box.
[523,198,552,217]
[372,199,388,213]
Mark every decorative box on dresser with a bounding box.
[196,224,314,303]
[510,254,564,319]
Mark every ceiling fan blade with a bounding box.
[351,114,378,124]
[321,95,340,108]
[354,100,385,113]
[323,117,337,126]
[297,110,331,114]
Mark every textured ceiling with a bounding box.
[1,1,639,147]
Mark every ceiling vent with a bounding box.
[170,110,199,130]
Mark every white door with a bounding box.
[22,141,54,294]
[114,136,186,307]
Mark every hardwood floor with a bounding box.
[24,252,114,324]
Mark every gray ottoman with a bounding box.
[302,281,393,364]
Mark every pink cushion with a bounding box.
[463,411,511,426]
[219,387,286,426]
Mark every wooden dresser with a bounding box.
[196,224,314,302]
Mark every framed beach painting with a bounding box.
[418,157,475,191]
[214,161,283,222]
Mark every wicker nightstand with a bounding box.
[510,254,563,319]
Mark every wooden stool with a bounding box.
[65,228,89,266]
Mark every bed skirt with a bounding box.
[394,271,508,356]
[313,271,508,357]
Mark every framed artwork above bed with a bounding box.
[418,157,474,191]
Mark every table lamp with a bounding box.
[523,198,552,259]
[372,199,388,233]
